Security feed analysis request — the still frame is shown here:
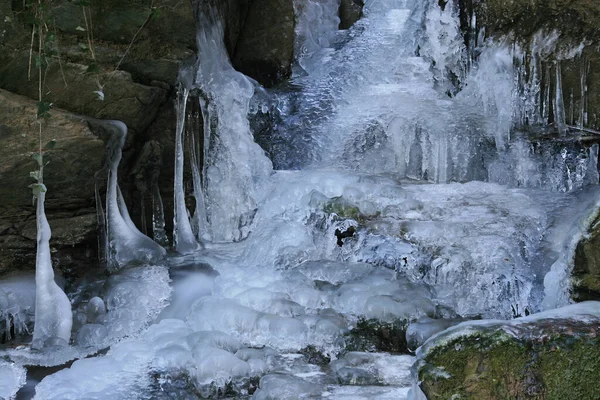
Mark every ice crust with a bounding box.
[0,360,26,400]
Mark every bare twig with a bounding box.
[53,18,68,88]
[28,25,35,81]
[103,0,155,87]
[567,125,600,136]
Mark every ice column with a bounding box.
[32,190,73,348]
[104,120,166,270]
[173,88,202,253]
[195,15,273,242]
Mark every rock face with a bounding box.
[0,0,361,276]
[0,90,104,276]
[417,306,600,399]
[339,0,364,30]
[470,0,600,131]
[231,0,296,87]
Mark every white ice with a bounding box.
[32,191,72,349]
[0,360,26,400]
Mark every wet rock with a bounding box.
[343,318,409,354]
[339,0,364,30]
[232,0,296,87]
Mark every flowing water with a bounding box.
[1,0,599,399]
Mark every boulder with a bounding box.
[417,303,600,399]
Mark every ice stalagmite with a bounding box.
[173,88,202,253]
[104,120,166,270]
[32,190,73,348]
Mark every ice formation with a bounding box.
[0,273,36,340]
[31,191,73,349]
[194,13,273,242]
[103,120,166,269]
[173,87,202,254]
[0,360,26,400]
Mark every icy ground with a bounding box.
[1,171,597,399]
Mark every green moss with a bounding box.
[323,197,380,224]
[419,328,600,399]
[323,197,362,220]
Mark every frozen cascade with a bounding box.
[31,190,72,349]
[193,14,273,242]
[11,0,600,398]
[103,120,166,270]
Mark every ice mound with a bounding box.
[187,298,309,351]
[253,374,324,400]
[406,316,464,350]
[0,264,170,368]
[102,264,171,340]
[323,385,412,400]
[33,339,155,400]
[331,352,414,386]
[0,360,26,400]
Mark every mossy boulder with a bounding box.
[417,305,600,399]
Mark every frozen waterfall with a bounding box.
[1,0,599,398]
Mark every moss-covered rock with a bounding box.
[417,313,600,399]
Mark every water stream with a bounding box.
[1,0,599,398]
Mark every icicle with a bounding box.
[173,87,201,254]
[95,182,106,264]
[554,61,567,136]
[32,190,73,349]
[104,120,166,270]
[152,184,169,247]
[189,133,211,242]
[579,60,588,129]
[586,144,599,186]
